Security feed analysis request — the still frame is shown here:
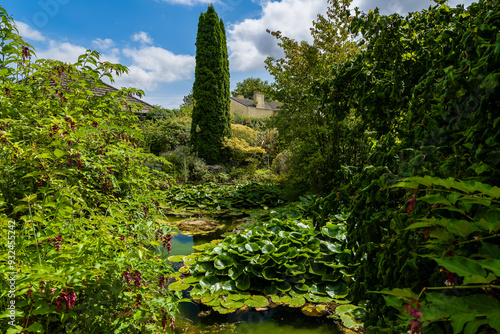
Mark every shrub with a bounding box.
[223,137,265,167]
[0,11,179,333]
[140,115,191,156]
[231,124,259,146]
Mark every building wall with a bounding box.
[230,100,248,116]
[230,100,275,118]
[247,107,274,118]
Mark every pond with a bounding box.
[161,214,348,334]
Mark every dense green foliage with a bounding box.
[266,0,362,194]
[164,182,283,212]
[140,106,191,156]
[0,10,180,333]
[190,5,231,164]
[380,176,500,333]
[170,199,364,329]
[294,0,500,332]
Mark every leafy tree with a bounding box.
[231,77,272,100]
[190,5,231,164]
[265,0,362,194]
[181,89,194,107]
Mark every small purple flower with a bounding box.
[132,270,142,287]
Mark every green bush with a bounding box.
[0,11,179,333]
[140,115,191,156]
[231,124,259,146]
[223,137,266,167]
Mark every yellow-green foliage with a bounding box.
[223,137,265,165]
[231,124,259,146]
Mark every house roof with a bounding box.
[58,75,153,114]
[230,96,280,111]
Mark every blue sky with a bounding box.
[3,0,474,109]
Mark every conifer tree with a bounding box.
[190,5,231,164]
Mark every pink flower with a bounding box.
[406,197,416,213]
[410,309,422,319]
[132,270,142,287]
[410,319,422,334]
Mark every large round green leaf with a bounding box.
[168,281,189,291]
[221,280,237,291]
[277,280,291,292]
[214,254,234,270]
[245,295,269,308]
[199,275,219,289]
[321,223,342,239]
[228,265,244,280]
[288,296,306,308]
[326,282,350,298]
[221,299,245,310]
[262,243,276,254]
[245,242,260,252]
[309,262,327,275]
[236,275,251,291]
[262,267,283,281]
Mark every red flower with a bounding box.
[132,270,142,287]
[410,319,422,334]
[406,197,416,213]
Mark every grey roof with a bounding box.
[57,73,153,114]
[230,96,281,111]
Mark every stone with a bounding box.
[178,218,219,232]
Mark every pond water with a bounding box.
[163,214,345,334]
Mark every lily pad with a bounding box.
[168,281,189,291]
[245,295,269,308]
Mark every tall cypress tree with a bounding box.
[190,5,231,164]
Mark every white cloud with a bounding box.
[353,0,475,15]
[131,31,154,45]
[35,40,87,63]
[115,46,195,90]
[227,0,328,72]
[92,38,115,50]
[14,21,46,41]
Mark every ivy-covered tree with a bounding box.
[190,5,231,164]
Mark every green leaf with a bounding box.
[464,319,489,334]
[339,313,360,329]
[487,308,500,332]
[53,149,66,159]
[288,296,306,307]
[245,243,259,252]
[168,281,189,291]
[451,313,475,333]
[477,258,500,276]
[262,243,276,253]
[133,310,144,320]
[433,256,487,278]
[168,255,185,262]
[214,254,233,270]
[235,275,250,291]
[245,295,268,308]
[221,299,244,310]
[374,288,417,299]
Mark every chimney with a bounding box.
[253,91,265,108]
